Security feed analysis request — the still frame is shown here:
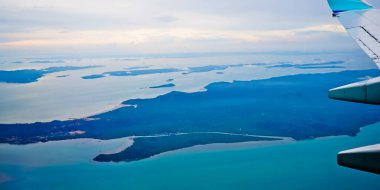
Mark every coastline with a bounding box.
[0,69,350,125]
[0,137,132,166]
[2,69,380,161]
[151,138,294,160]
[2,117,380,190]
[1,121,379,165]
[93,132,292,162]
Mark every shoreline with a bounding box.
[2,121,379,164]
[0,69,353,125]
[93,132,294,162]
[150,138,294,160]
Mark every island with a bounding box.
[267,61,345,69]
[57,75,69,78]
[82,68,181,79]
[0,66,99,83]
[81,61,345,80]
[149,83,176,89]
[94,133,279,162]
[29,60,65,64]
[1,69,380,162]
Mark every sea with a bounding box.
[0,51,379,189]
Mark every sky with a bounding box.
[0,0,371,57]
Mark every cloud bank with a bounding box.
[0,0,361,57]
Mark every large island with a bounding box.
[1,69,380,162]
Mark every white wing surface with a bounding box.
[328,0,380,67]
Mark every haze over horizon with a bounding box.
[0,0,367,57]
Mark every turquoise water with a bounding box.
[1,123,380,189]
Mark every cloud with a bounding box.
[0,0,356,56]
[0,24,346,48]
[155,16,178,23]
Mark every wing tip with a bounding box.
[328,0,373,15]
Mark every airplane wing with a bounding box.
[327,0,380,175]
[328,0,380,68]
[327,0,380,105]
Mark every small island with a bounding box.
[94,133,280,162]
[80,62,279,80]
[0,66,99,83]
[82,68,181,79]
[267,61,345,69]
[149,83,176,89]
[57,75,69,78]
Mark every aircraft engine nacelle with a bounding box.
[328,76,380,105]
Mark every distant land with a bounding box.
[0,66,99,83]
[182,65,230,74]
[1,69,380,162]
[124,66,151,70]
[29,60,65,64]
[266,61,344,69]
[82,68,181,79]
[149,83,175,89]
[81,61,344,80]
[56,75,69,78]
